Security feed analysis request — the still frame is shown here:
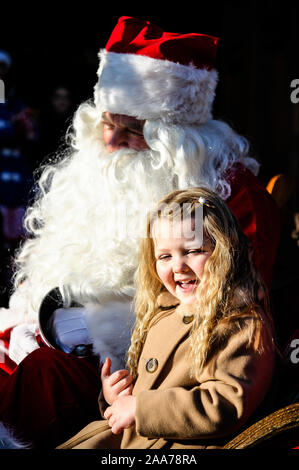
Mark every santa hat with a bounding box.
[95,16,219,124]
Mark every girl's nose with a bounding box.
[172,258,189,273]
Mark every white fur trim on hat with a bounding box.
[95,50,218,125]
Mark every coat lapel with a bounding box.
[134,300,198,393]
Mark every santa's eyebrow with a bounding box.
[125,121,144,132]
[101,113,144,132]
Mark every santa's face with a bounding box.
[101,112,148,152]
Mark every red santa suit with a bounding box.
[226,162,280,289]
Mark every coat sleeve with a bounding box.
[134,318,275,440]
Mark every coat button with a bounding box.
[183,315,194,324]
[146,358,158,373]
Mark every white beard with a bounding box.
[13,144,182,313]
[0,423,28,448]
[1,144,184,363]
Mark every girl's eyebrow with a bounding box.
[155,247,170,253]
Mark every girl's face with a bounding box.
[153,217,213,305]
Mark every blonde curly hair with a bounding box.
[127,187,273,378]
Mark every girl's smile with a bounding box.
[153,218,213,305]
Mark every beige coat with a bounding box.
[57,293,276,449]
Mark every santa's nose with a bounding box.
[106,129,129,152]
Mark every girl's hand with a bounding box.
[101,357,133,405]
[104,395,136,434]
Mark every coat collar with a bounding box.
[156,290,199,319]
[157,291,179,309]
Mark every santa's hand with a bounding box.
[9,323,40,364]
[104,395,136,435]
[101,357,133,405]
[52,307,92,353]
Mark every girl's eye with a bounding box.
[186,249,203,254]
[158,254,171,260]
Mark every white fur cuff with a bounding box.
[83,300,135,372]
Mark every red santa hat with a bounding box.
[95,16,219,124]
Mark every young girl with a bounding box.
[57,187,276,449]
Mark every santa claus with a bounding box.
[0,16,280,448]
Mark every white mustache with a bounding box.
[98,147,161,185]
